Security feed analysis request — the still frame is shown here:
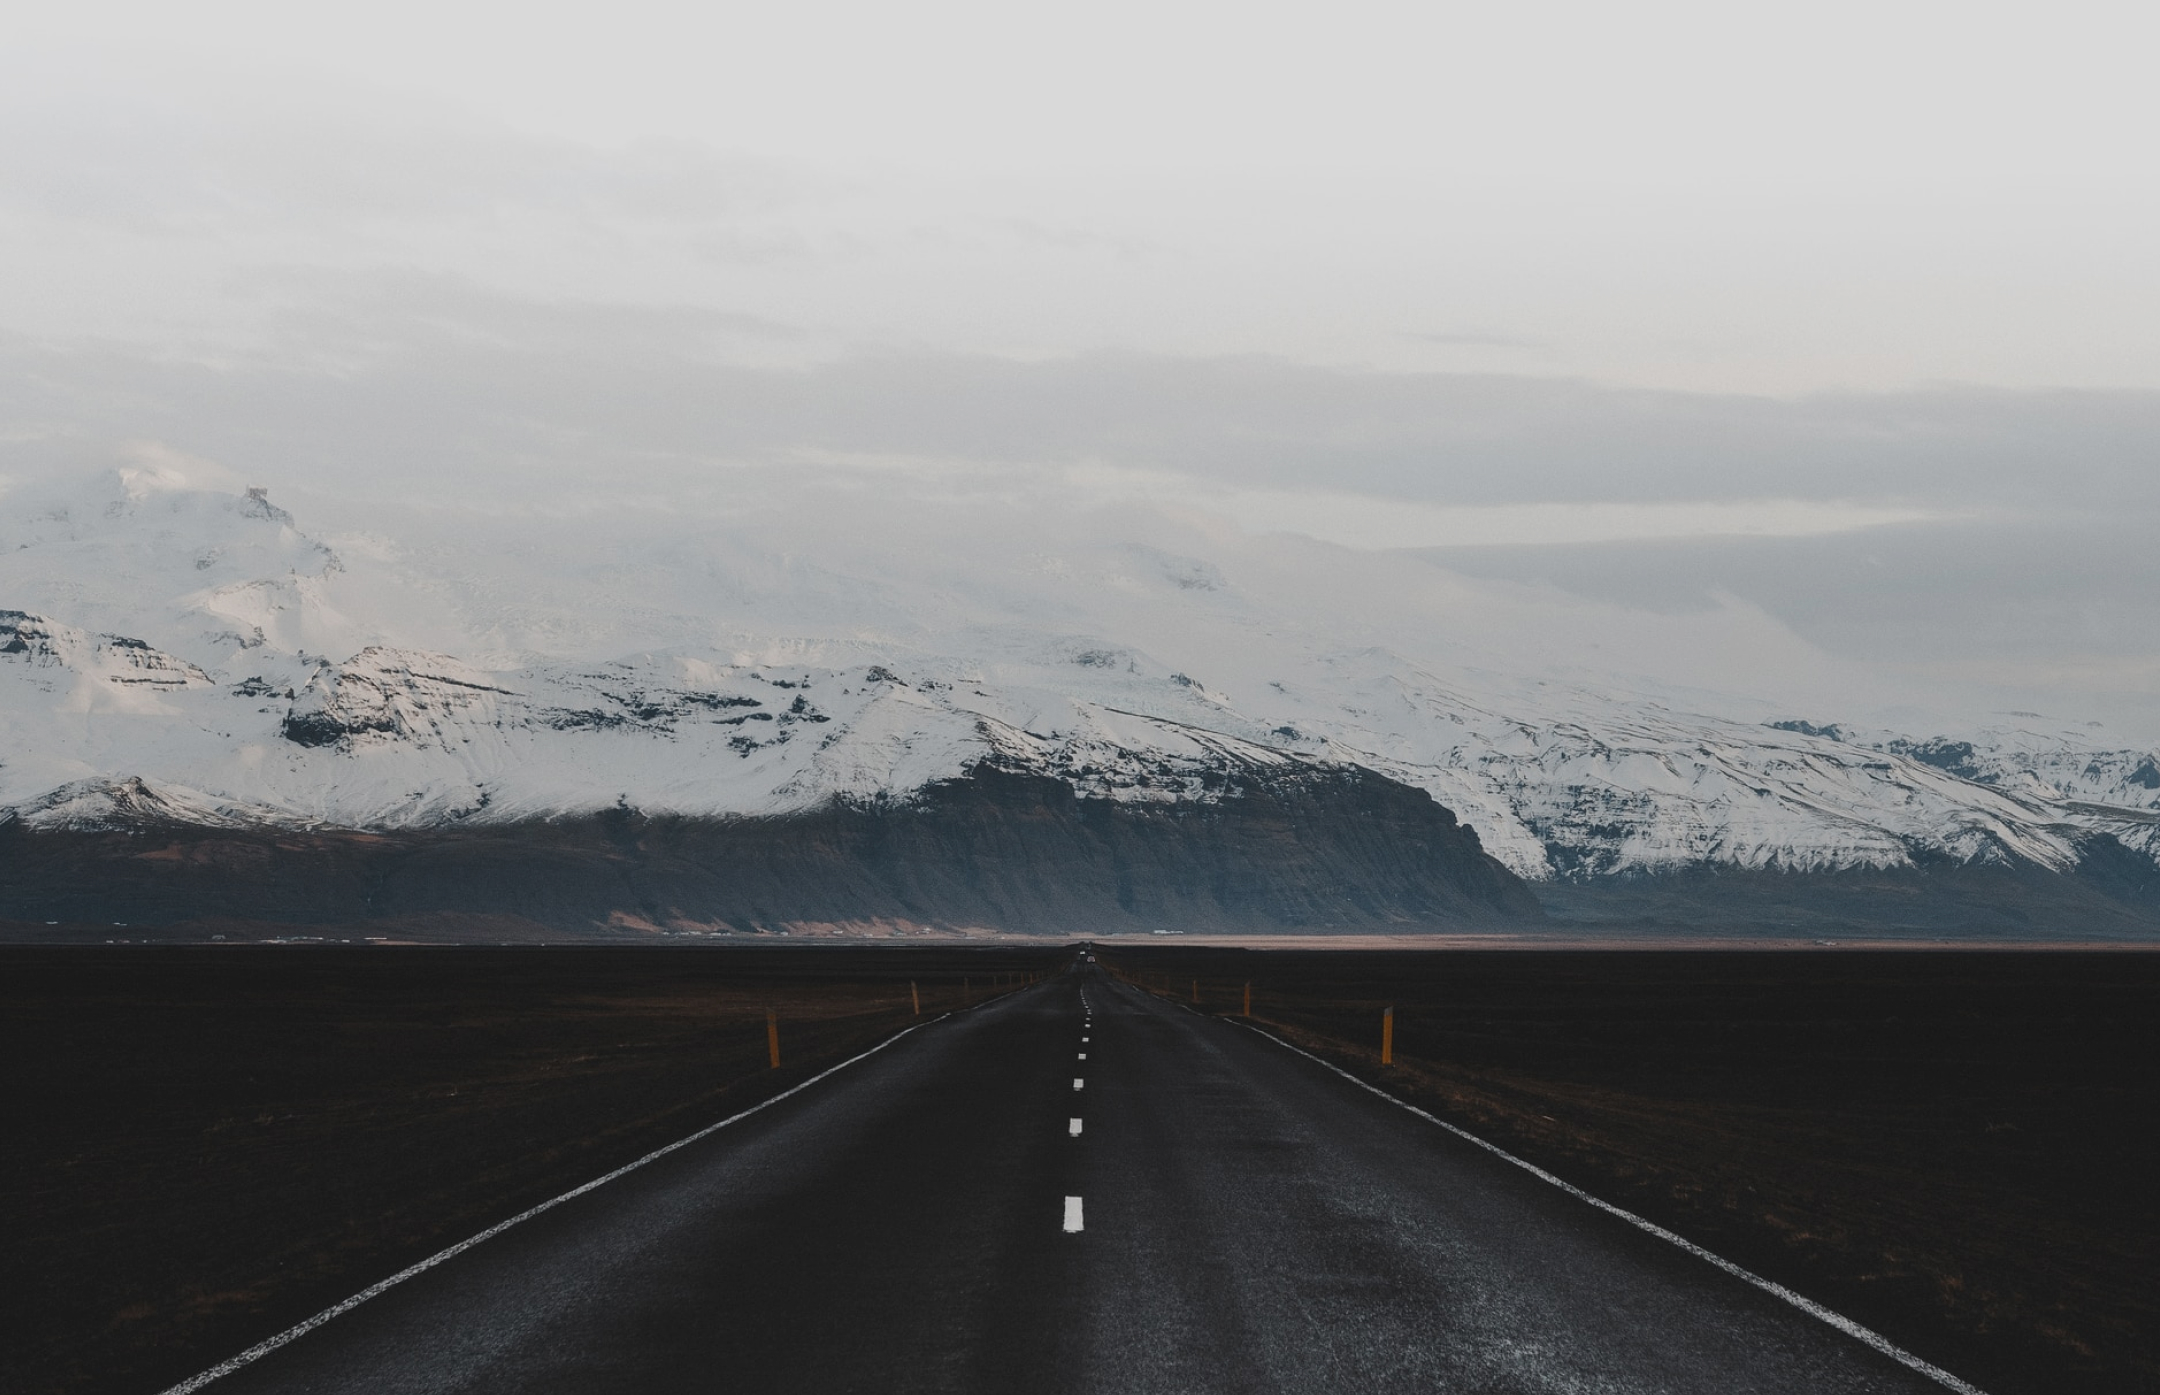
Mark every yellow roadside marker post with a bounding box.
[1381,1006,1394,1066]
[1243,982,1251,1017]
[911,981,921,1015]
[1191,979,1199,1004]
[767,1008,781,1069]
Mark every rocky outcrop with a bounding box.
[279,649,512,749]
[0,611,209,689]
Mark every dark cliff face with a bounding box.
[0,763,1544,935]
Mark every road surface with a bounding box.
[194,962,1964,1394]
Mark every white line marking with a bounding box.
[1236,1023,1989,1395]
[1069,1117,1083,1137]
[156,1016,949,1395]
[1073,1077,1085,1090]
[1081,1036,1089,1043]
[1063,1195,1085,1232]
[1078,1052,1087,1060]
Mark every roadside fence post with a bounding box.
[767,1008,781,1069]
[911,980,921,1014]
[1381,1006,1394,1065]
[1243,981,1251,1017]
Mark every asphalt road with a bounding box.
[197,961,1962,1395]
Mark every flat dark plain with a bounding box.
[0,943,1062,1395]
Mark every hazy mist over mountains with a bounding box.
[4,2,2159,932]
[9,350,2159,743]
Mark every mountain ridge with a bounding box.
[2,466,2155,936]
[0,761,1544,935]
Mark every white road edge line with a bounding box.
[1235,1021,1989,1395]
[157,1012,955,1395]
[1063,1195,1085,1232]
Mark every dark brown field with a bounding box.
[0,944,1062,1395]
[1101,946,2160,1395]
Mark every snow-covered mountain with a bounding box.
[2,462,2156,931]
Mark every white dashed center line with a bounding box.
[1067,989,1091,1233]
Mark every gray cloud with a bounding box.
[1408,331,1547,351]
[5,21,2159,746]
[246,268,800,362]
[1421,519,2160,699]
[0,70,794,234]
[9,274,2156,513]
[4,270,2158,736]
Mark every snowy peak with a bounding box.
[968,704,1297,806]
[0,610,212,704]
[0,462,465,675]
[4,775,284,832]
[1762,717,2160,874]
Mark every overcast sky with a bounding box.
[4,0,2159,735]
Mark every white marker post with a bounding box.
[1063,1196,1085,1232]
